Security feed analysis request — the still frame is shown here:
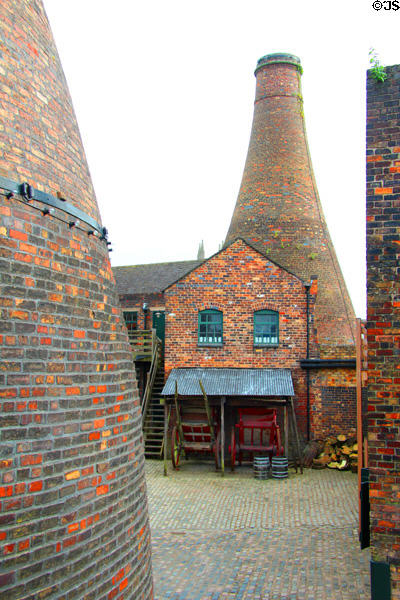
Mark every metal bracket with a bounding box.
[0,175,109,244]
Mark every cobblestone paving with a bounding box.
[146,461,370,600]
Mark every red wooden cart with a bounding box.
[229,407,283,470]
[171,381,221,470]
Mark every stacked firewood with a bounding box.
[303,434,359,472]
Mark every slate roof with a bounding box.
[113,260,202,295]
[161,368,294,397]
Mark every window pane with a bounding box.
[254,311,278,345]
[199,310,223,344]
[123,311,138,332]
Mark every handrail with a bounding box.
[129,329,152,337]
[128,329,152,345]
[141,335,162,424]
[160,404,171,459]
[127,329,156,360]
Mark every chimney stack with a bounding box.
[225,53,355,348]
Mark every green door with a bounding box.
[152,310,165,351]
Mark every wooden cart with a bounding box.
[229,407,283,470]
[171,381,221,471]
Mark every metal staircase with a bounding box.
[141,338,165,458]
[142,364,165,458]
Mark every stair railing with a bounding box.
[127,329,153,360]
[141,334,162,425]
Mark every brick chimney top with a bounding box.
[255,53,301,74]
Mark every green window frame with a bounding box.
[123,311,138,332]
[198,309,223,345]
[254,310,279,346]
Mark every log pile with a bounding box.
[303,434,359,472]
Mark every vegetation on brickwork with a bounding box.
[296,93,305,119]
[369,48,387,83]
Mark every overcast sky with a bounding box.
[43,0,400,319]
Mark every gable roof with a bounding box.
[163,238,305,292]
[113,260,202,295]
[113,239,306,297]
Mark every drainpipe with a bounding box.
[304,282,311,441]
[142,302,149,329]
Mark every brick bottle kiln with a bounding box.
[0,1,153,598]
[225,53,355,347]
[225,54,357,438]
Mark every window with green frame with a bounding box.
[198,309,223,345]
[123,311,138,332]
[254,310,279,346]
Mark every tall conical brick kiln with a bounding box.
[225,53,355,350]
[0,1,153,598]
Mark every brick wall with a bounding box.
[312,381,356,438]
[165,239,314,438]
[0,202,153,599]
[0,1,99,223]
[0,1,153,598]
[367,63,400,598]
[119,292,164,330]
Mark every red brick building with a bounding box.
[114,54,357,449]
[164,238,315,439]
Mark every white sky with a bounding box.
[43,0,400,319]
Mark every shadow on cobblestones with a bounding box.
[146,460,370,600]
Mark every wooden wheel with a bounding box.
[171,426,181,469]
[230,428,236,471]
[213,432,221,471]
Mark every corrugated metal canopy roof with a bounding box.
[161,368,294,397]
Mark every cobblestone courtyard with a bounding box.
[145,460,370,600]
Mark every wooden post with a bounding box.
[174,381,185,460]
[163,403,168,476]
[284,402,289,458]
[289,397,303,473]
[356,318,363,535]
[220,397,225,477]
[364,436,368,468]
[199,379,215,443]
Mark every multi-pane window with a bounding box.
[123,311,138,332]
[198,309,223,345]
[254,310,279,346]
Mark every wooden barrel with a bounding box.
[253,456,270,479]
[272,456,289,479]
